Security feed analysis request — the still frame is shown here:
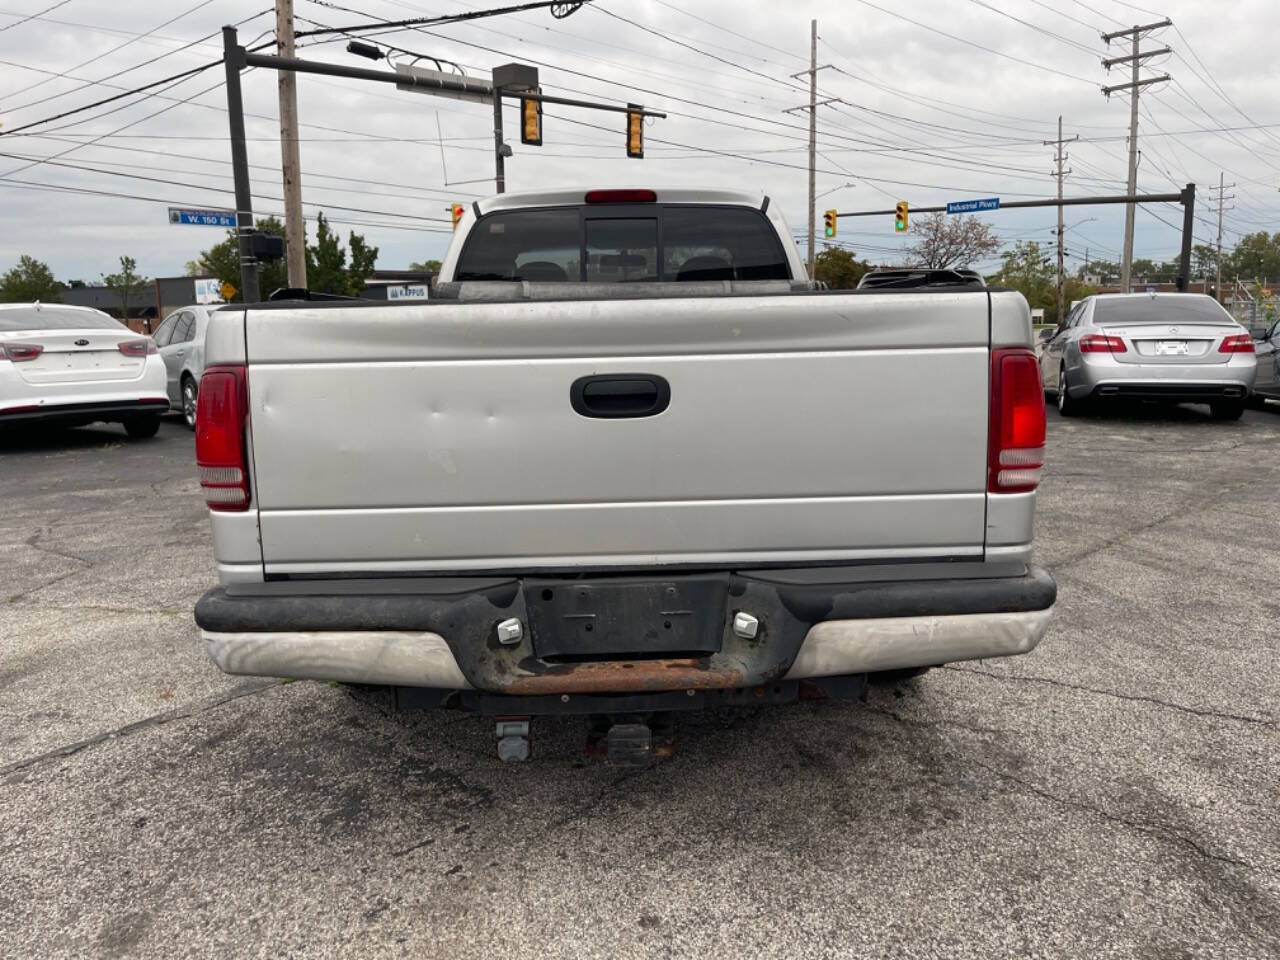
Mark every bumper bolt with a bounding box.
[732,611,760,640]
[496,618,523,645]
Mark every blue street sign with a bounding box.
[946,197,1000,214]
[168,207,237,227]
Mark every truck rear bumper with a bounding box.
[195,566,1055,694]
[201,607,1052,689]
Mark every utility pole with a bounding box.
[805,20,816,279]
[1208,172,1236,301]
[1101,19,1171,293]
[1045,115,1077,326]
[783,21,833,279]
[276,0,306,289]
[222,27,260,304]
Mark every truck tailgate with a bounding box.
[244,292,990,574]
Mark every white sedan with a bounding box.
[0,303,168,438]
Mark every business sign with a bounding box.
[946,197,1000,215]
[168,207,236,228]
[387,284,429,301]
[193,278,224,304]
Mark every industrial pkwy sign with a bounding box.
[168,207,237,227]
[946,197,1001,215]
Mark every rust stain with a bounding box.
[501,658,743,695]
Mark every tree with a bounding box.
[814,246,870,289]
[187,216,289,301]
[409,259,442,274]
[1224,231,1280,282]
[992,241,1055,318]
[304,212,379,296]
[1192,243,1218,280]
[0,255,62,302]
[102,255,150,330]
[907,211,999,269]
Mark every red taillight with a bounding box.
[119,338,157,357]
[1078,333,1126,354]
[584,189,656,204]
[0,342,44,362]
[195,365,250,512]
[1218,333,1255,354]
[989,348,1046,494]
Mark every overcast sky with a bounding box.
[1,0,1277,284]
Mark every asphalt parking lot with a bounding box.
[2,403,1278,959]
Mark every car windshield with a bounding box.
[0,307,126,332]
[1093,295,1234,326]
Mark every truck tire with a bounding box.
[1057,366,1087,417]
[1210,400,1245,421]
[123,415,161,439]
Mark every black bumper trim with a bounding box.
[0,399,170,426]
[196,566,1055,694]
[1089,383,1246,400]
[195,567,1055,634]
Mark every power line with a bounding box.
[0,175,446,232]
[0,0,221,105]
[845,0,1098,85]
[1,8,273,116]
[0,0,70,33]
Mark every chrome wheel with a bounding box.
[182,378,198,429]
[1057,368,1067,412]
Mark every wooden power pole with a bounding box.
[1045,116,1076,326]
[1101,19,1171,293]
[276,0,306,289]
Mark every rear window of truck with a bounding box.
[455,205,790,282]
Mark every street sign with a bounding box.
[945,197,1000,214]
[220,281,238,301]
[168,207,237,228]
[387,284,429,301]
[193,278,223,304]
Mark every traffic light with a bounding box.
[450,203,465,230]
[520,94,542,146]
[895,201,909,232]
[626,104,644,158]
[823,209,837,239]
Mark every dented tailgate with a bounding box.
[243,291,991,575]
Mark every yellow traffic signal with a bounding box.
[520,95,542,146]
[823,209,837,239]
[626,104,643,159]
[895,201,909,232]
[450,203,465,230]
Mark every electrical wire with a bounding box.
[0,0,70,33]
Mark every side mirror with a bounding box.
[1037,328,1055,343]
[1248,325,1269,340]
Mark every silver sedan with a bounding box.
[1040,293,1257,420]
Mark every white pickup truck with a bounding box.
[193,187,1055,760]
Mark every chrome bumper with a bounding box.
[202,606,1053,689]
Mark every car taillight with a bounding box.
[1078,333,1126,354]
[119,338,157,357]
[195,365,250,512]
[989,348,1045,494]
[584,189,656,203]
[1218,333,1255,354]
[0,342,43,362]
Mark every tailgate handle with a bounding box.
[571,374,670,419]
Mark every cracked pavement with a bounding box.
[2,404,1279,959]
